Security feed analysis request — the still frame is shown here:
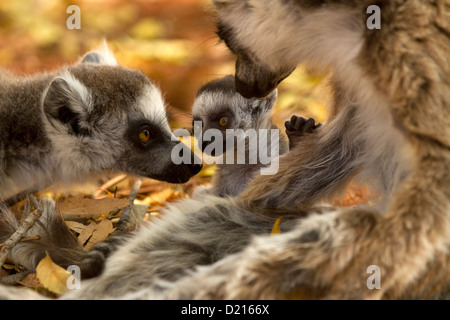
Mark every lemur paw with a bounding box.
[285,115,322,150]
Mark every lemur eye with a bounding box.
[138,129,150,144]
[219,116,229,127]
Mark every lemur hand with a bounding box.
[285,115,322,150]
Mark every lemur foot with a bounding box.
[285,115,322,150]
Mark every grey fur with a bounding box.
[61,197,308,299]
[0,199,85,272]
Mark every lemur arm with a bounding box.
[238,104,363,211]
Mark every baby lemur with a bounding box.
[0,43,202,203]
[191,74,320,197]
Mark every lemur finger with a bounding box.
[313,123,323,130]
[291,115,306,131]
[303,118,316,133]
[285,120,294,131]
[287,115,298,128]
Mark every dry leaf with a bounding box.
[78,220,115,251]
[36,253,70,295]
[271,217,283,236]
[65,221,86,234]
[17,273,43,289]
[56,195,129,219]
[197,165,216,178]
[141,188,183,206]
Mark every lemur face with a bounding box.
[42,45,201,183]
[192,75,276,156]
[213,0,296,98]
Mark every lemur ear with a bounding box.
[250,89,278,111]
[81,41,117,66]
[43,73,93,136]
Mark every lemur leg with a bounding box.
[285,115,322,150]
[239,105,363,211]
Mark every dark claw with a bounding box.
[303,118,316,133]
[285,115,322,150]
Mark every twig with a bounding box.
[114,184,165,197]
[116,177,142,231]
[0,196,43,268]
[0,235,40,249]
[127,178,143,206]
[93,174,128,199]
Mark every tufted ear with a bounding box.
[250,88,278,112]
[80,41,117,66]
[43,72,93,136]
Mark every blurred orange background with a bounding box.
[0,0,371,206]
[0,0,328,128]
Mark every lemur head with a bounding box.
[192,75,277,155]
[213,0,363,99]
[42,43,202,183]
[212,0,296,99]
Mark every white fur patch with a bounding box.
[58,70,93,113]
[137,85,171,133]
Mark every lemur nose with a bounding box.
[189,162,202,175]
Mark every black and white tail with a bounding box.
[0,199,85,272]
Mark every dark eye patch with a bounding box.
[126,119,170,149]
[210,106,234,122]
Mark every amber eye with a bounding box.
[219,116,229,127]
[138,129,150,144]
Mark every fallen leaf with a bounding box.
[271,217,283,236]
[17,273,42,289]
[78,220,116,251]
[197,165,216,178]
[36,253,70,295]
[141,188,183,206]
[65,221,86,234]
[56,195,129,220]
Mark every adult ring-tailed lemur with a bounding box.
[0,43,202,272]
